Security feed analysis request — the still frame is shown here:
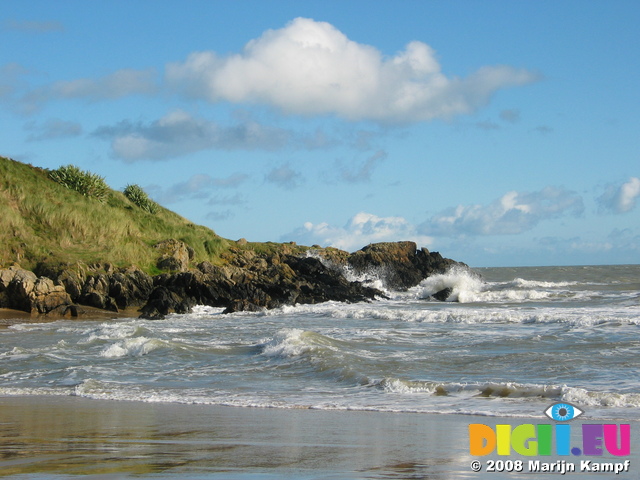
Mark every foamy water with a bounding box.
[1,265,639,420]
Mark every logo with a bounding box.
[469,403,630,457]
[544,402,583,422]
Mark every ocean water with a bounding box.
[1,264,639,421]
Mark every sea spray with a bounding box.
[417,265,486,302]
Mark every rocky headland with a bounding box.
[0,156,466,319]
[0,240,463,319]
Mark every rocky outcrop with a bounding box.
[0,241,465,318]
[138,254,384,319]
[36,263,154,314]
[0,265,72,314]
[346,241,460,290]
[154,239,194,272]
[137,241,463,318]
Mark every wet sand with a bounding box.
[1,396,637,479]
[0,396,475,479]
[0,307,141,328]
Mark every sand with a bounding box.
[0,307,141,328]
[0,396,479,479]
[1,396,637,479]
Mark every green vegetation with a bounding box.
[0,156,232,273]
[48,164,110,203]
[123,184,159,214]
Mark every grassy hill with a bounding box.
[0,156,242,274]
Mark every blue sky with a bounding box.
[1,1,639,267]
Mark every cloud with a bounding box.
[25,118,82,141]
[3,19,64,33]
[339,149,386,183]
[475,120,500,131]
[0,63,31,100]
[207,193,246,206]
[284,212,433,252]
[206,210,234,222]
[500,109,521,123]
[166,17,538,123]
[420,187,584,236]
[597,177,640,213]
[149,172,249,204]
[265,163,303,189]
[533,125,553,135]
[20,68,157,112]
[94,110,291,160]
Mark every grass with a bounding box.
[0,156,233,273]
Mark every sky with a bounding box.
[1,0,639,267]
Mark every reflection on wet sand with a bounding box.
[0,396,471,478]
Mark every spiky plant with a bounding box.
[123,184,159,214]
[48,164,109,202]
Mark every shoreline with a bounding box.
[0,306,140,328]
[1,395,637,479]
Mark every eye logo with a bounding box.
[544,402,583,422]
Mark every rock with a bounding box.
[222,299,264,314]
[138,285,195,319]
[0,265,72,314]
[80,274,117,311]
[108,267,154,309]
[431,287,453,302]
[154,239,193,272]
[2,241,466,317]
[347,242,462,290]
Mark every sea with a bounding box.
[2,263,639,422]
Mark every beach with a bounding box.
[0,395,481,479]
[2,396,639,479]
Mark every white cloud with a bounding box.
[94,110,291,160]
[166,17,538,123]
[284,212,433,252]
[420,187,584,236]
[597,177,640,213]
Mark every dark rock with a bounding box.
[2,241,466,317]
[108,268,154,309]
[138,285,195,319]
[223,299,264,314]
[347,242,462,290]
[431,287,453,302]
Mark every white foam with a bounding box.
[100,337,164,358]
[562,386,640,408]
[306,250,388,292]
[259,329,309,358]
[415,266,486,302]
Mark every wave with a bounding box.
[257,328,372,386]
[3,376,638,421]
[260,300,640,327]
[100,336,167,358]
[251,329,640,415]
[410,266,628,305]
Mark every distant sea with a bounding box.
[2,264,639,421]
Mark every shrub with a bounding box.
[123,184,159,214]
[49,164,109,202]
